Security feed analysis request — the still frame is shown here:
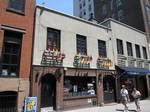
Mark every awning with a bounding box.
[117,66,150,75]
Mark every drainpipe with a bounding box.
[146,75,150,98]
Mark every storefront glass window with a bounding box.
[64,76,96,98]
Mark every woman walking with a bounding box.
[131,87,141,112]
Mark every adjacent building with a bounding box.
[101,19,150,101]
[140,0,150,43]
[32,6,115,111]
[0,0,35,111]
[73,0,150,43]
[74,0,95,20]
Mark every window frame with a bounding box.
[142,46,148,59]
[7,0,25,14]
[47,28,61,51]
[117,39,124,55]
[98,40,107,57]
[135,44,141,58]
[64,76,97,99]
[126,42,133,56]
[1,31,22,77]
[76,34,87,55]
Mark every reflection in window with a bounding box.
[98,40,107,57]
[142,47,148,59]
[117,39,124,55]
[47,28,60,51]
[8,0,25,13]
[127,42,133,56]
[76,34,87,55]
[64,76,96,98]
[116,0,122,7]
[1,31,22,77]
[135,44,141,58]
[118,9,124,21]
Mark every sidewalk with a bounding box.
[62,99,150,112]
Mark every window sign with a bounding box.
[24,97,37,112]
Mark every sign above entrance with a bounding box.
[41,49,65,66]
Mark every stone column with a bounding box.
[97,73,104,106]
[56,69,64,110]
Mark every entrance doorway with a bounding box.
[103,75,116,103]
[40,74,56,109]
[137,76,148,99]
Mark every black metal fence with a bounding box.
[0,92,17,112]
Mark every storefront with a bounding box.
[31,66,64,111]
[63,68,97,108]
[103,75,116,103]
[116,66,150,101]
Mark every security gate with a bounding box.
[0,91,17,112]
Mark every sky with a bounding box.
[36,0,73,15]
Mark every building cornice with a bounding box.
[100,18,146,35]
[36,5,111,31]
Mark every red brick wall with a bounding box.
[63,97,97,109]
[0,0,35,78]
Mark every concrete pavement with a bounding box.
[62,99,150,112]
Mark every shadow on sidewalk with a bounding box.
[116,109,136,112]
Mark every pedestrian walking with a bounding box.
[131,87,141,112]
[120,85,130,112]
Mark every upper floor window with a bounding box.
[1,31,22,77]
[135,44,141,58]
[98,40,107,57]
[118,9,124,21]
[117,39,124,55]
[142,47,148,59]
[79,12,82,18]
[83,10,86,15]
[116,0,122,8]
[89,4,92,11]
[47,28,60,51]
[83,1,85,6]
[76,34,87,55]
[8,0,25,13]
[126,42,133,56]
[80,4,82,9]
[102,4,107,16]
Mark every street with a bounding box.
[62,99,150,112]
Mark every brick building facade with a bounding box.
[0,0,35,111]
